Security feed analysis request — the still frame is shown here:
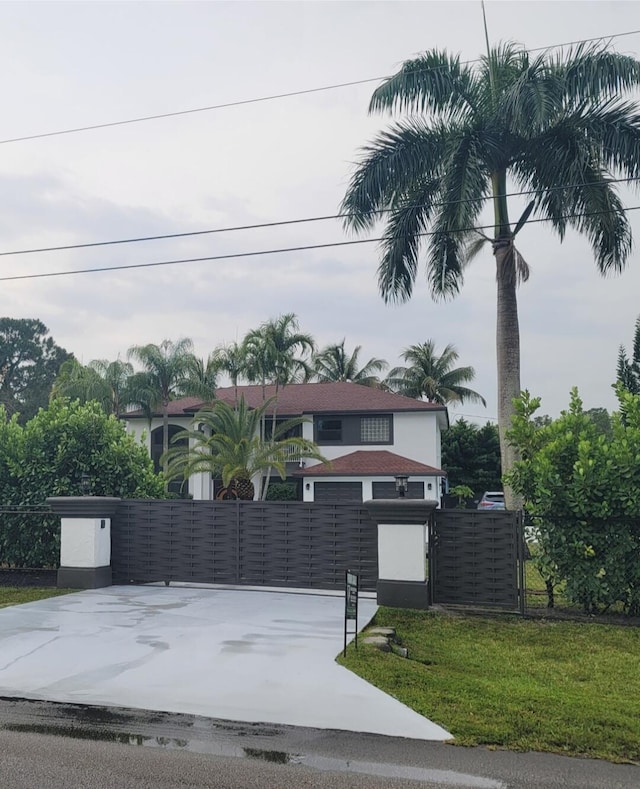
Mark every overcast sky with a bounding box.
[0,0,638,424]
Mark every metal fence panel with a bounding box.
[430,510,524,610]
[111,500,378,591]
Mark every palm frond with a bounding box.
[341,120,449,233]
[553,42,640,107]
[369,50,479,121]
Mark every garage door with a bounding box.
[314,482,363,502]
[372,481,426,499]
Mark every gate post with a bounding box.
[364,499,438,610]
[47,497,121,589]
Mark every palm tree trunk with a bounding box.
[492,170,521,510]
[162,401,169,491]
[495,246,521,506]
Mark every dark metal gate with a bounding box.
[111,500,378,591]
[429,510,525,612]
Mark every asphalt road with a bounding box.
[0,698,638,789]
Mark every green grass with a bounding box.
[341,608,640,763]
[0,587,73,609]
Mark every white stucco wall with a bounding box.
[300,411,441,470]
[124,417,211,500]
[60,517,111,568]
[302,475,440,502]
[378,522,428,581]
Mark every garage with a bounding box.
[313,481,363,502]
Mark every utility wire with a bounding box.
[1,205,638,283]
[1,29,639,146]
[1,175,638,259]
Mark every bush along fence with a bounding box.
[0,506,60,572]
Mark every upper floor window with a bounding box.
[317,417,342,442]
[360,416,391,443]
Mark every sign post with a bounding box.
[343,569,359,657]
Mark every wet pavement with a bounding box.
[0,585,450,740]
[1,697,638,788]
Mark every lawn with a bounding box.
[0,587,73,609]
[340,608,640,763]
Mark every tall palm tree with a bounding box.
[213,341,247,404]
[87,358,134,417]
[182,352,219,403]
[243,314,315,492]
[164,397,327,500]
[386,341,485,406]
[340,42,640,502]
[312,340,388,387]
[52,359,110,408]
[244,313,315,392]
[127,338,196,477]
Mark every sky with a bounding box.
[0,0,639,425]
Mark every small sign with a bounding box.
[343,570,359,657]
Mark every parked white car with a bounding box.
[477,491,505,510]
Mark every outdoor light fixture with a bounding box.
[394,474,409,498]
[427,482,433,491]
[305,482,311,491]
[81,473,91,496]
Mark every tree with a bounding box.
[213,341,247,403]
[182,352,219,403]
[243,314,315,493]
[506,388,640,615]
[0,400,164,568]
[312,340,387,387]
[616,314,640,395]
[127,339,196,478]
[53,358,134,417]
[441,418,501,498]
[341,42,640,504]
[0,318,72,423]
[244,313,315,391]
[385,341,485,406]
[164,397,327,500]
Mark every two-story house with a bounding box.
[123,382,448,501]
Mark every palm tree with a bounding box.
[52,359,110,408]
[164,397,327,500]
[127,338,196,477]
[386,341,485,406]
[340,42,640,502]
[243,314,315,493]
[244,313,315,392]
[87,358,134,417]
[213,341,247,404]
[182,352,219,403]
[312,340,388,387]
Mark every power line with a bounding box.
[1,29,639,146]
[1,205,638,283]
[2,175,638,259]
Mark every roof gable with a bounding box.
[295,450,446,477]
[124,382,448,421]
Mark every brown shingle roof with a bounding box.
[124,382,447,419]
[295,450,446,477]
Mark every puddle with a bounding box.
[1,723,505,788]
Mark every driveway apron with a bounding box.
[0,586,450,740]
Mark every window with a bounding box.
[317,417,342,442]
[360,416,391,443]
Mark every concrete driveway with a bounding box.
[0,586,450,740]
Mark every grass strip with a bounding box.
[340,608,640,763]
[0,587,73,609]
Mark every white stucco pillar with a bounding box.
[47,497,121,589]
[364,499,438,610]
